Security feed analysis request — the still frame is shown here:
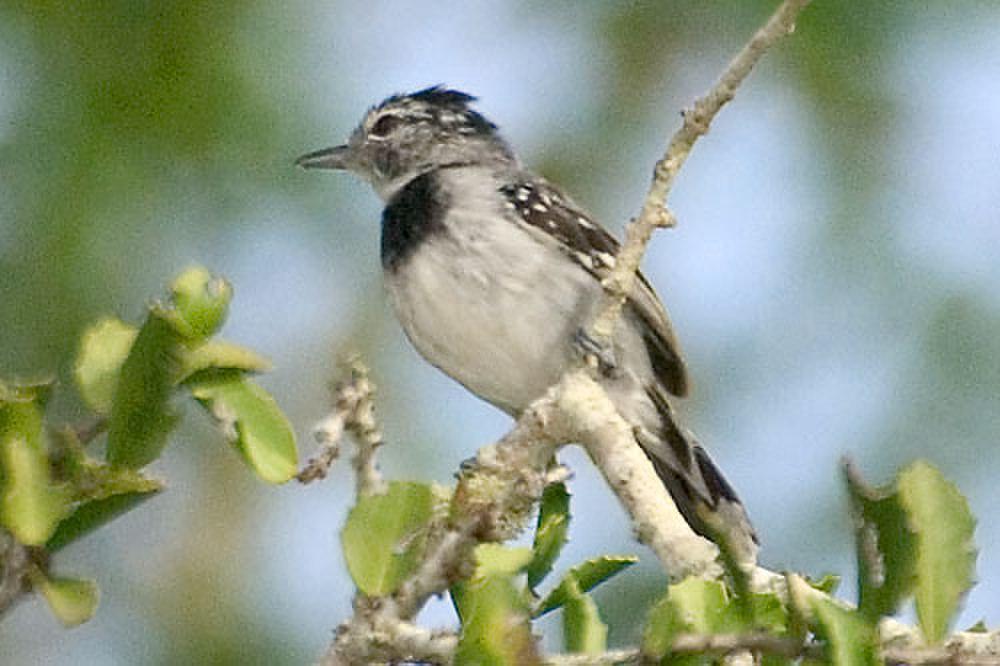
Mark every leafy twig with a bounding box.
[543,632,1000,665]
[322,386,565,664]
[319,1,815,664]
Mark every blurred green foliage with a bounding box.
[0,267,296,632]
[0,1,306,375]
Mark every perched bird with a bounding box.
[297,86,755,555]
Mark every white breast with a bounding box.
[383,171,596,414]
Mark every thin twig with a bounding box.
[388,386,562,619]
[575,0,812,580]
[671,632,817,659]
[544,648,640,665]
[544,633,1000,666]
[0,531,32,618]
[330,612,458,666]
[321,387,565,664]
[589,0,811,344]
[297,358,385,496]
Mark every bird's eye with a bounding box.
[370,114,402,138]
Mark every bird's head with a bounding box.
[296,86,515,200]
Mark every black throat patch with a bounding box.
[381,170,450,271]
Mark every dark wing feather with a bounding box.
[629,272,689,397]
[499,177,689,397]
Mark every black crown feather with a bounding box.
[378,86,498,136]
[400,86,477,108]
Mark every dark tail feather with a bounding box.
[642,388,758,561]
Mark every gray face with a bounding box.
[296,87,516,200]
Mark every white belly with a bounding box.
[384,215,594,414]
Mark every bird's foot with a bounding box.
[573,328,619,377]
[457,455,481,477]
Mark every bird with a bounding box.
[297,86,756,557]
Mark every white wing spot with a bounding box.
[532,203,548,212]
[577,216,595,230]
[596,251,616,267]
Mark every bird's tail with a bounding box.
[639,387,758,563]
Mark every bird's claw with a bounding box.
[457,455,478,476]
[573,328,618,376]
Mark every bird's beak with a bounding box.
[295,144,352,170]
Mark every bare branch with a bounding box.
[557,372,721,578]
[390,382,566,619]
[544,648,641,665]
[321,382,568,664]
[543,631,1000,665]
[569,0,813,580]
[324,608,458,666]
[0,531,32,618]
[298,358,385,496]
[589,0,811,343]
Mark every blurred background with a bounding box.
[2,1,998,663]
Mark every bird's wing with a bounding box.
[499,176,689,397]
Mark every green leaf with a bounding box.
[784,573,814,650]
[663,578,737,634]
[809,595,880,666]
[165,266,233,341]
[761,657,798,666]
[36,573,99,627]
[641,592,681,663]
[47,486,162,552]
[846,462,918,622]
[562,578,607,655]
[967,619,989,633]
[641,579,784,662]
[178,340,271,381]
[713,512,754,624]
[452,544,532,622]
[473,543,534,577]
[0,381,53,405]
[187,370,297,483]
[536,555,637,616]
[806,573,841,595]
[454,545,540,666]
[527,482,570,589]
[341,481,436,596]
[454,576,539,665]
[643,578,735,662]
[897,460,977,644]
[105,313,183,468]
[43,429,164,551]
[73,318,137,414]
[751,592,789,633]
[0,390,70,545]
[846,459,977,641]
